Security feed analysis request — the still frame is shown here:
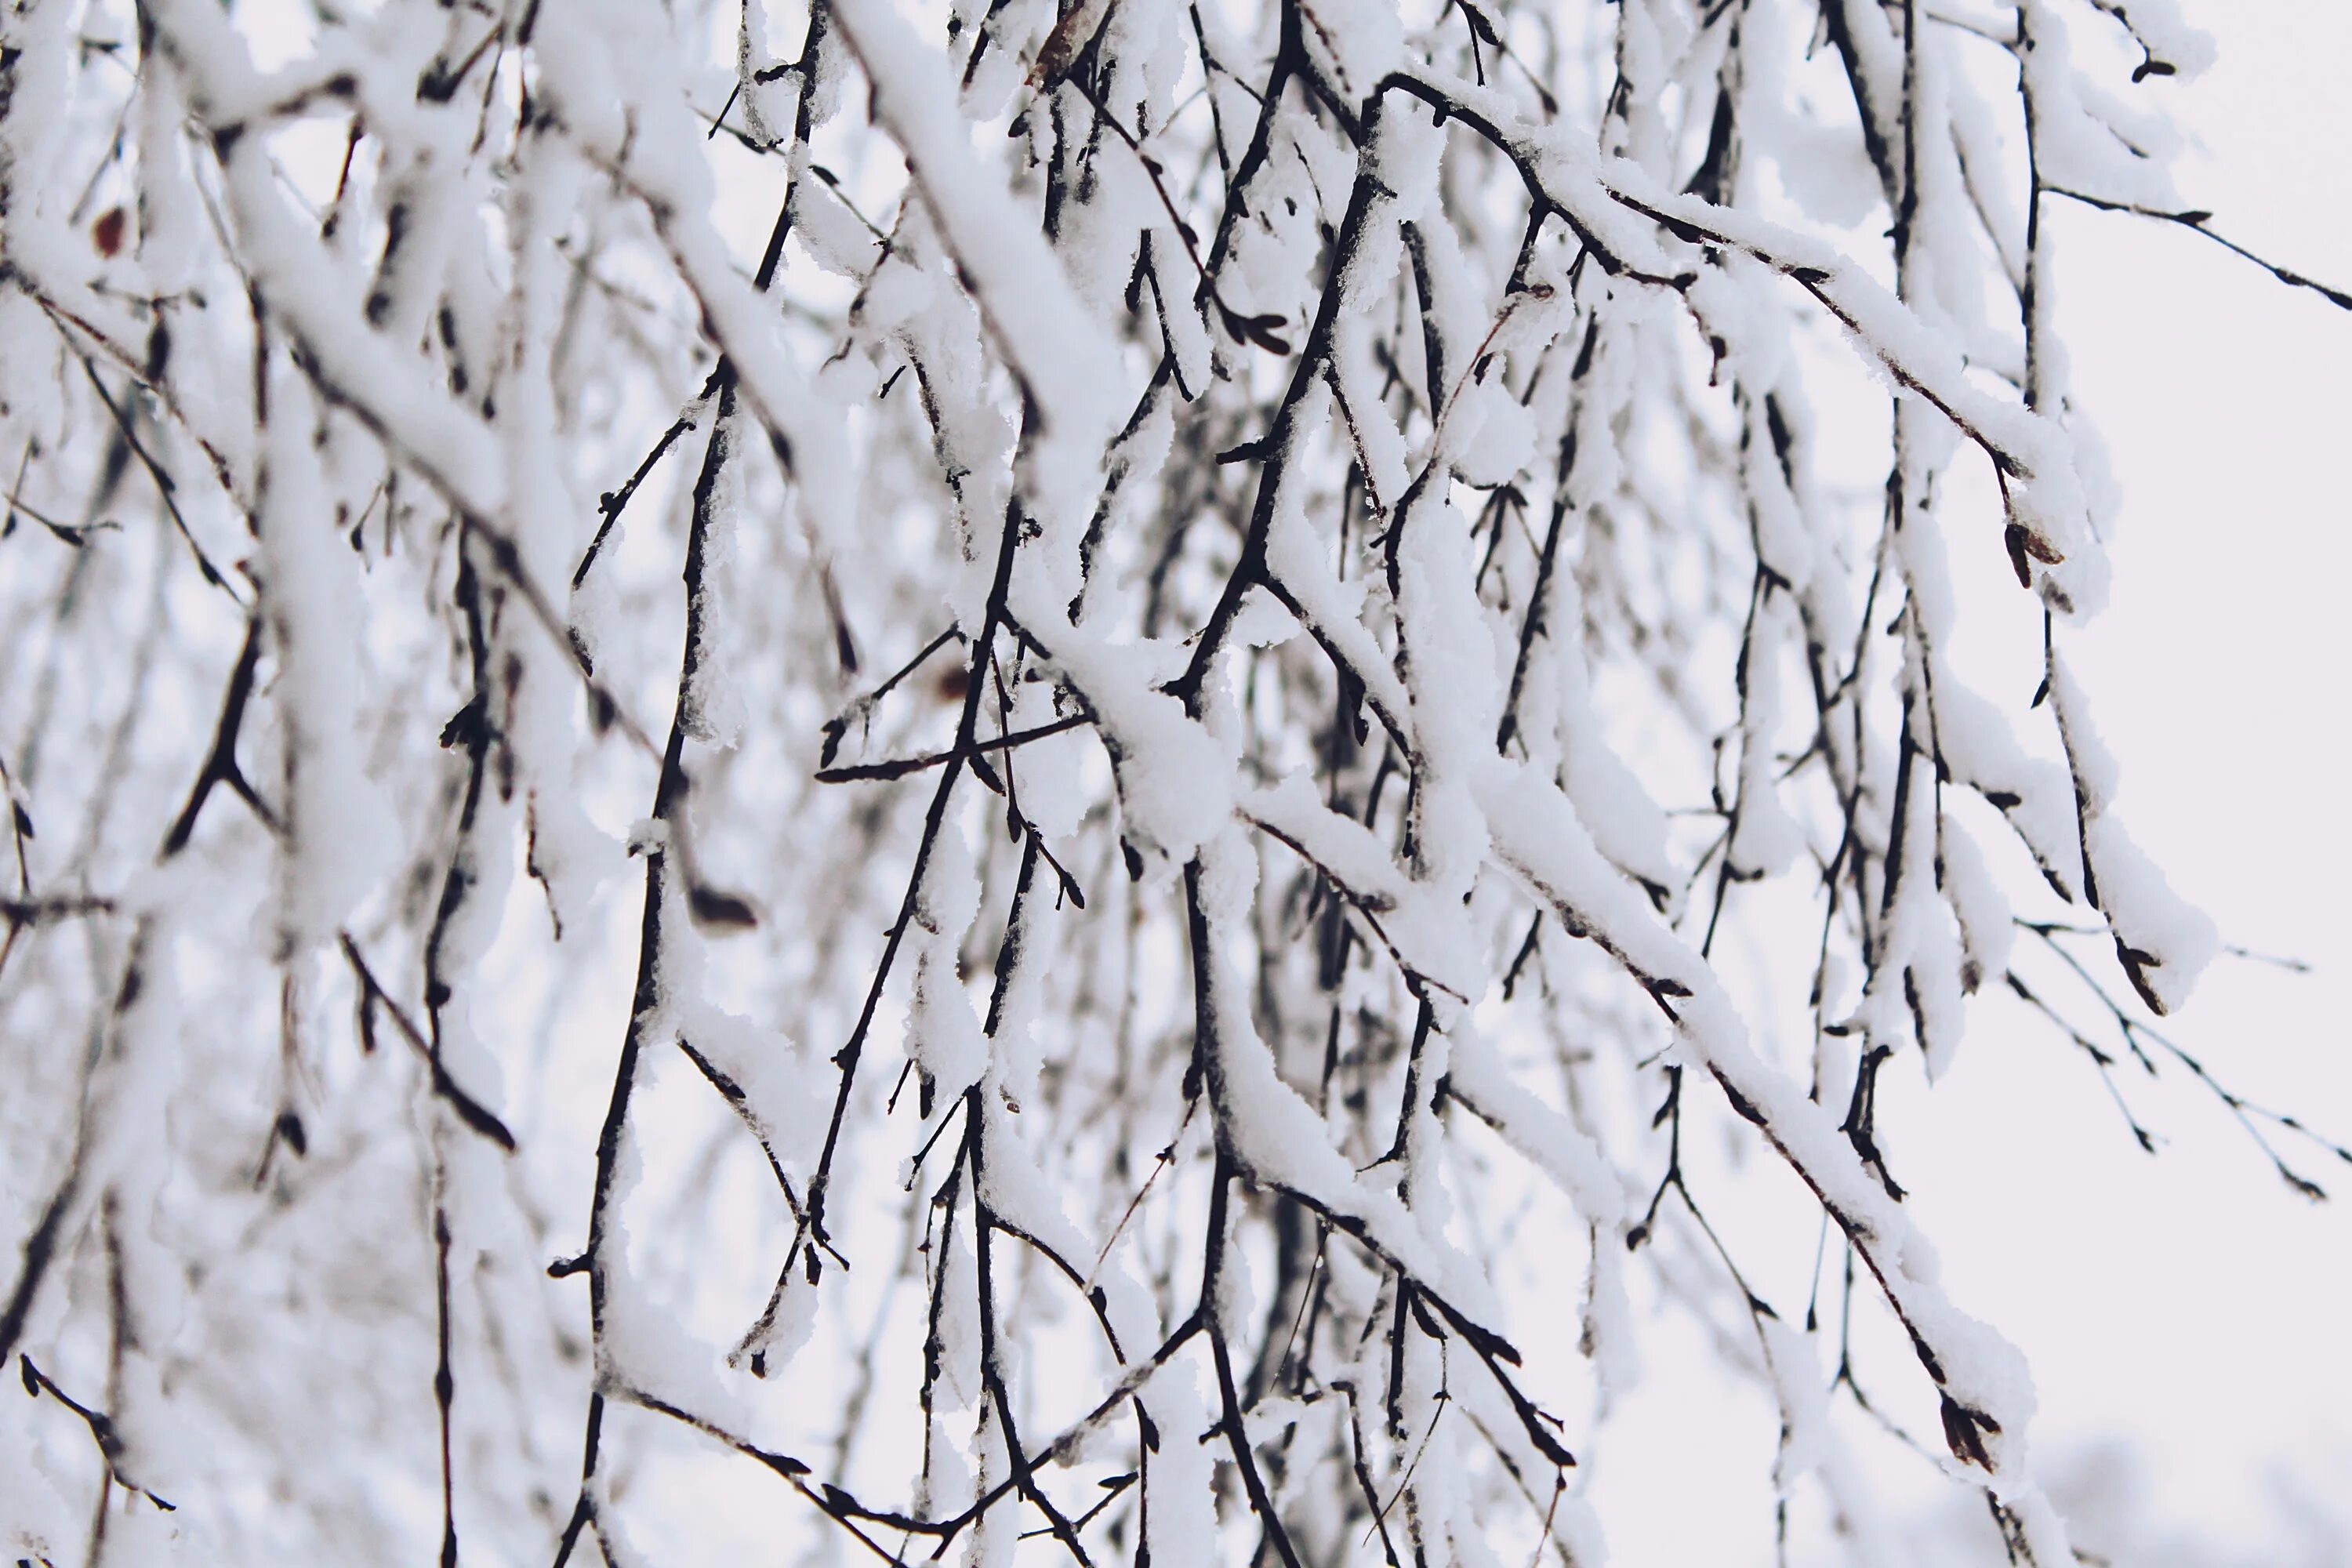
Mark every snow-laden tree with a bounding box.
[2,0,2343,1562]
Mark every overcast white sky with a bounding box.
[1846,0,2351,1554]
[1559,5,2352,1562]
[1970,0,2352,1498]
